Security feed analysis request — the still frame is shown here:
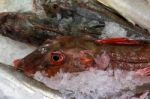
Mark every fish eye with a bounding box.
[52,54,60,61]
[50,51,65,65]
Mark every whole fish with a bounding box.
[12,36,150,99]
[97,0,150,31]
[0,0,150,46]
[13,36,150,77]
[0,63,61,99]
[1,49,149,99]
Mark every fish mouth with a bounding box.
[13,59,36,77]
[13,59,23,69]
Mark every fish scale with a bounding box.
[12,36,150,77]
[0,0,150,46]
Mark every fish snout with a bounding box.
[13,59,36,77]
[13,59,23,70]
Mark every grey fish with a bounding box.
[0,0,150,46]
[29,0,150,38]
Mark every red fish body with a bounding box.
[14,36,150,77]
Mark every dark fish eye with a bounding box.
[52,54,60,61]
[50,51,65,65]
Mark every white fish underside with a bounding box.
[97,0,150,31]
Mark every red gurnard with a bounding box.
[14,36,150,77]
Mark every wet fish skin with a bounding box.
[0,0,150,46]
[40,0,150,38]
[0,57,149,99]
[0,12,63,46]
[14,36,150,77]
[97,0,150,31]
[0,63,61,99]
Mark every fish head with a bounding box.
[14,36,100,77]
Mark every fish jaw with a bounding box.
[13,59,39,77]
[13,43,52,77]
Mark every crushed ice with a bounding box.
[0,35,36,65]
[101,22,127,38]
[34,68,147,99]
[0,0,33,12]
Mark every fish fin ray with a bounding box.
[135,67,150,76]
[96,38,139,45]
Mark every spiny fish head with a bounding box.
[14,36,101,77]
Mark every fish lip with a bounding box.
[13,59,34,76]
[13,59,23,69]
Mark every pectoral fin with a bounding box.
[135,67,150,76]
